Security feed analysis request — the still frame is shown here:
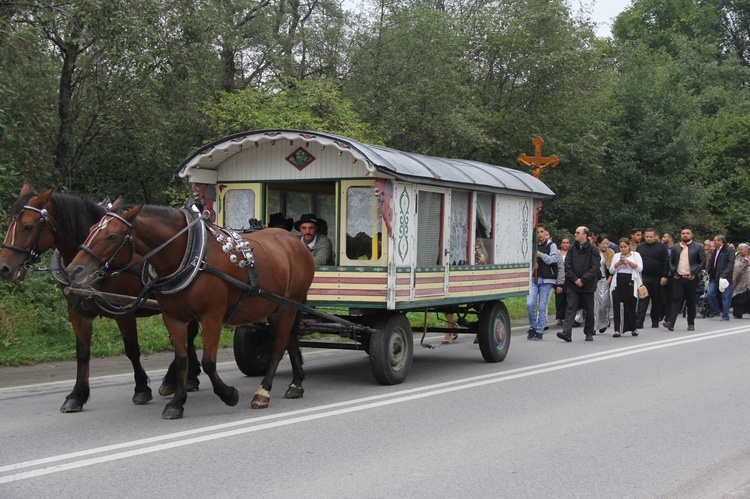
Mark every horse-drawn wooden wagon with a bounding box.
[177,129,554,385]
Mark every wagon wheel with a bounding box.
[477,300,511,363]
[369,312,413,385]
[233,325,273,376]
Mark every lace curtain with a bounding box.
[450,190,469,265]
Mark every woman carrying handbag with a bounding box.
[610,237,645,337]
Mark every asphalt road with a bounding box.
[1,317,750,498]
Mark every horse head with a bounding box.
[66,204,143,287]
[0,185,57,281]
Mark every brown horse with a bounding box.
[0,185,201,412]
[66,204,316,419]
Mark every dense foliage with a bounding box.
[1,0,749,360]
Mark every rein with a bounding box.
[1,205,58,268]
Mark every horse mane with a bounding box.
[48,193,107,243]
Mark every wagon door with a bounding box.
[413,189,449,299]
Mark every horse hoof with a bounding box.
[187,378,200,392]
[284,384,304,399]
[250,394,270,409]
[132,390,153,406]
[60,399,83,413]
[223,387,239,407]
[159,383,176,397]
[162,406,184,419]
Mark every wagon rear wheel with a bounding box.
[477,301,511,363]
[233,325,273,376]
[369,312,413,385]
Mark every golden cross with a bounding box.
[517,136,559,179]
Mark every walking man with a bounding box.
[557,226,601,342]
[526,226,559,340]
[661,232,676,320]
[707,235,734,321]
[663,227,706,331]
[636,228,669,328]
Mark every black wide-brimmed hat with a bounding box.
[294,213,328,235]
[269,212,294,231]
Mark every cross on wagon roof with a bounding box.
[516,136,559,180]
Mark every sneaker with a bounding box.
[543,326,549,331]
[651,322,659,328]
[599,327,607,333]
[721,317,730,321]
[527,328,536,340]
[556,331,572,342]
[662,321,674,331]
[687,324,695,331]
[533,332,543,341]
[585,333,594,341]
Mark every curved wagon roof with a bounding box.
[176,129,554,197]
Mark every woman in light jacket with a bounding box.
[609,237,644,337]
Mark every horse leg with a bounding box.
[200,316,239,407]
[159,320,202,396]
[251,309,297,409]
[60,311,92,413]
[284,312,305,399]
[160,317,190,419]
[114,315,153,405]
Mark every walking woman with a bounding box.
[732,243,750,318]
[609,237,644,337]
[595,235,614,333]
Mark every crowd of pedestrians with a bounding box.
[525,225,750,342]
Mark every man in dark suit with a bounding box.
[557,226,601,342]
[707,234,735,321]
[663,227,707,331]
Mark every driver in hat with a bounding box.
[294,213,334,265]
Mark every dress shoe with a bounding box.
[662,321,674,331]
[556,331,572,342]
[585,333,594,341]
[687,324,695,331]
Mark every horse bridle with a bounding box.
[1,205,58,268]
[78,212,136,277]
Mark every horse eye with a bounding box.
[106,234,119,241]
[23,224,34,231]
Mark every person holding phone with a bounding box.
[609,238,644,337]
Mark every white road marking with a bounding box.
[1,326,747,484]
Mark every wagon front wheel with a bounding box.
[233,325,273,376]
[369,312,413,385]
[477,300,511,363]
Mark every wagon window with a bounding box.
[345,186,382,260]
[224,189,255,229]
[449,190,470,265]
[417,191,443,266]
[476,193,493,264]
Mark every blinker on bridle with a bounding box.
[1,205,57,267]
[77,212,135,277]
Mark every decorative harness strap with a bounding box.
[205,224,260,322]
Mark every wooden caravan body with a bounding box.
[177,129,554,311]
